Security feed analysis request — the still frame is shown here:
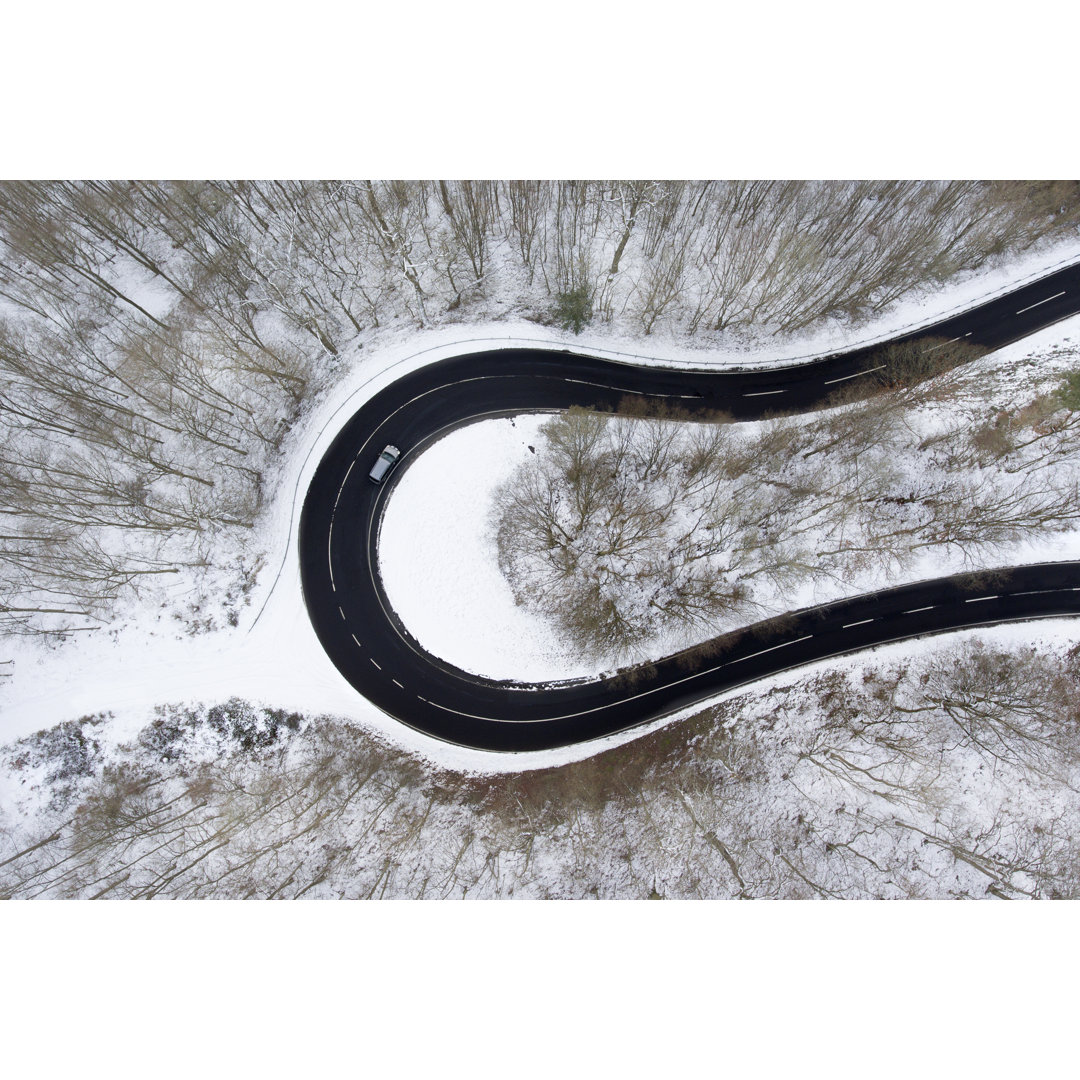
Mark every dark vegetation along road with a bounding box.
[299,262,1080,751]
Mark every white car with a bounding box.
[367,444,401,485]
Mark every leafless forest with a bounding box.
[495,339,1080,659]
[3,635,1079,898]
[2,180,1079,638]
[3,181,1080,900]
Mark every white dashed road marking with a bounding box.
[926,333,972,353]
[823,364,886,385]
[1016,291,1066,315]
[727,635,813,664]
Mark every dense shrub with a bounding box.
[552,287,593,334]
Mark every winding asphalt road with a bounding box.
[299,261,1080,751]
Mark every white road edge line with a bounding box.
[1016,291,1066,315]
[823,364,886,385]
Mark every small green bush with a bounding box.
[1057,369,1080,411]
[552,287,593,334]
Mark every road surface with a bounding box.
[299,262,1080,751]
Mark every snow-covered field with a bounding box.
[4,244,1080,774]
[379,414,591,681]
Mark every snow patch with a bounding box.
[379,415,601,681]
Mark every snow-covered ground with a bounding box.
[4,245,1080,774]
[379,414,590,681]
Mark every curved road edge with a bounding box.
[300,261,1080,751]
